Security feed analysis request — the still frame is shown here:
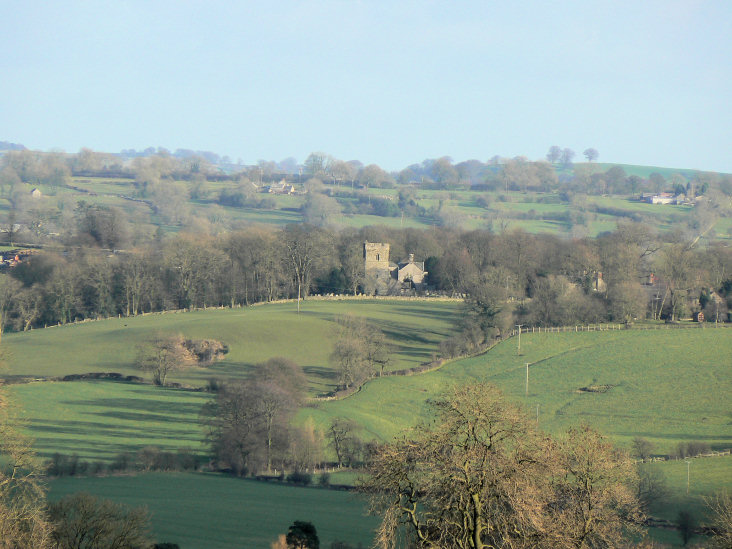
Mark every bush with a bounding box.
[673,441,711,459]
[286,471,313,486]
[318,472,331,487]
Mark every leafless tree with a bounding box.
[136,333,194,385]
[361,384,643,549]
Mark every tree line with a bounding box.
[0,221,730,335]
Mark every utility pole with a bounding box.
[525,363,530,397]
[515,324,524,355]
[686,460,691,495]
[536,403,539,424]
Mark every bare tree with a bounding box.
[327,418,360,468]
[546,145,562,164]
[0,379,52,547]
[48,493,152,549]
[282,224,332,313]
[583,148,599,162]
[361,384,642,549]
[136,333,194,385]
[361,384,549,548]
[706,489,732,548]
[560,148,575,167]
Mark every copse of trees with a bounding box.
[200,357,313,475]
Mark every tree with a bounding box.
[286,520,319,549]
[583,148,599,162]
[631,437,654,460]
[282,224,333,313]
[676,509,696,546]
[362,384,548,548]
[546,146,562,164]
[706,489,732,548]
[330,335,367,390]
[607,281,648,323]
[330,315,390,385]
[201,382,261,475]
[48,492,152,549]
[547,424,642,547]
[304,152,330,179]
[250,358,307,471]
[302,193,341,227]
[560,148,575,167]
[361,384,642,549]
[201,358,306,475]
[0,274,22,333]
[327,418,359,468]
[0,380,52,547]
[636,463,669,512]
[136,333,194,385]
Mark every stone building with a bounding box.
[363,241,427,294]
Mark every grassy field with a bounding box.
[48,472,378,549]
[14,163,726,241]
[8,317,730,462]
[2,298,462,393]
[304,327,732,454]
[8,381,209,461]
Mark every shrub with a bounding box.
[286,471,312,486]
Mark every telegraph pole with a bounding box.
[525,363,530,397]
[686,460,691,495]
[515,324,524,355]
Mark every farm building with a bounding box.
[645,192,685,205]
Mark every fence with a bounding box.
[510,321,732,337]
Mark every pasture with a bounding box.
[7,381,208,462]
[4,301,730,547]
[305,327,732,454]
[48,472,378,549]
[1,298,462,394]
[13,160,730,241]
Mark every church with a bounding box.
[363,241,427,295]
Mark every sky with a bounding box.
[1,1,730,172]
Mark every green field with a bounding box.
[2,299,462,393]
[48,472,378,549]
[303,328,732,454]
[8,381,209,461]
[14,162,728,241]
[4,302,731,547]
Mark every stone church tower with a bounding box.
[364,241,390,273]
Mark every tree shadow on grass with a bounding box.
[302,365,337,382]
[26,419,200,440]
[62,397,204,416]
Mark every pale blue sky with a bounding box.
[1,1,730,172]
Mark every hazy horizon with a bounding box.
[2,1,730,172]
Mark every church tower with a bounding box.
[364,241,390,273]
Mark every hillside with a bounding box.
[2,155,731,244]
[2,299,462,393]
[309,327,732,454]
[6,303,730,548]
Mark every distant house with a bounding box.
[268,180,295,195]
[30,188,42,199]
[645,192,685,205]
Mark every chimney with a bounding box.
[409,253,414,263]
